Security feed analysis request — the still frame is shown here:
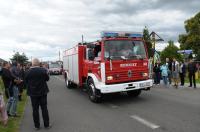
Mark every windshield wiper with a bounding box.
[136,55,143,60]
[120,56,128,60]
[106,55,142,60]
[128,55,138,59]
[128,55,144,60]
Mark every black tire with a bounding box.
[87,78,102,103]
[127,90,141,97]
[65,74,73,89]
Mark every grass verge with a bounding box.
[184,72,200,84]
[0,77,27,132]
[185,78,200,84]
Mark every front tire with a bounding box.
[65,74,73,89]
[127,90,141,97]
[87,78,102,103]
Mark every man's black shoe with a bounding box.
[45,124,52,129]
[34,127,40,131]
[188,86,192,87]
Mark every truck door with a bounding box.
[84,44,101,79]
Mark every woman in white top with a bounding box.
[172,58,179,88]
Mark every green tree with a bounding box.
[10,52,29,65]
[160,40,183,63]
[143,26,153,58]
[178,12,200,60]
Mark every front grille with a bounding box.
[119,71,141,79]
[106,70,148,84]
[109,70,142,79]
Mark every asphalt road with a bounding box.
[20,76,200,132]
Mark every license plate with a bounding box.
[139,82,151,87]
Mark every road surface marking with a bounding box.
[53,76,65,82]
[130,115,160,129]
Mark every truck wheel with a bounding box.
[87,78,102,103]
[66,76,73,89]
[127,90,141,97]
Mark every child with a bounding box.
[0,92,8,126]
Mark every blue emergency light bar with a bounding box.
[101,31,143,38]
[177,50,193,54]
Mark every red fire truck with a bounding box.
[63,31,153,102]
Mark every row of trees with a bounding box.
[143,11,200,63]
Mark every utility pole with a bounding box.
[152,32,156,66]
[82,35,84,44]
[59,50,61,61]
[149,31,164,67]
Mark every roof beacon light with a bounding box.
[101,31,143,38]
[101,32,118,38]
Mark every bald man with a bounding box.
[25,58,51,130]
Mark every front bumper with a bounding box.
[95,79,153,94]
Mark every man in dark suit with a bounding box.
[188,59,197,88]
[179,61,186,86]
[25,58,51,130]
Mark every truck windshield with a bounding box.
[104,40,147,60]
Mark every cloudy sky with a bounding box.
[0,0,199,61]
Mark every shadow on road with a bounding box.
[65,84,150,105]
[102,92,149,105]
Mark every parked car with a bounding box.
[48,63,62,75]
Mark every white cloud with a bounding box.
[0,0,199,61]
[156,42,180,51]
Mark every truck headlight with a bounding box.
[107,76,113,80]
[142,73,148,77]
